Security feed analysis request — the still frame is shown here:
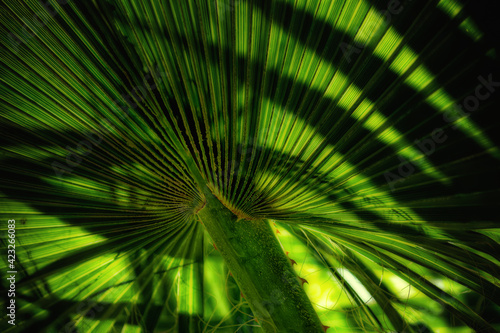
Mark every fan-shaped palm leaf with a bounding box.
[1,0,499,332]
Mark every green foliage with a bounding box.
[1,0,500,332]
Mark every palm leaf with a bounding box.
[1,0,499,332]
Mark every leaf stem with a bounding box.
[197,189,324,333]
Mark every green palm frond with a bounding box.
[1,0,499,332]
